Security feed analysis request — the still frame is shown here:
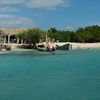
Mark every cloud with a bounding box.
[0,7,20,12]
[26,0,70,9]
[0,0,23,5]
[0,14,35,29]
[0,0,71,29]
[0,0,70,9]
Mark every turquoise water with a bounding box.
[0,49,100,100]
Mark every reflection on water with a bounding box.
[0,49,90,57]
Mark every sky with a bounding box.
[0,0,99,30]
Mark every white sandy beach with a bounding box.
[56,42,100,50]
[2,42,100,51]
[70,43,100,49]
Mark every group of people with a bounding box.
[46,38,56,54]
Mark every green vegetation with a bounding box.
[48,25,100,43]
[74,25,100,42]
[17,28,47,46]
[17,25,100,46]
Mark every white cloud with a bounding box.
[26,0,70,9]
[0,0,70,9]
[0,0,23,5]
[0,14,35,29]
[0,7,20,12]
[0,0,71,29]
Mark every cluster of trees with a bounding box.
[17,28,46,46]
[48,25,100,43]
[17,25,100,45]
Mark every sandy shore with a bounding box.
[2,43,33,51]
[56,42,100,50]
[70,43,100,49]
[3,43,100,51]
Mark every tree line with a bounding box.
[17,25,100,45]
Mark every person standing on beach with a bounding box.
[46,38,56,54]
[50,39,56,54]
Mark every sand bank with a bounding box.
[70,43,100,49]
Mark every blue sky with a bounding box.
[0,0,99,30]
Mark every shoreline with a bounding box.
[70,42,100,49]
[56,42,100,50]
[1,43,100,51]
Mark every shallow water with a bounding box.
[0,49,100,100]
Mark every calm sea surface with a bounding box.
[0,49,100,100]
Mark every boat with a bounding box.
[36,42,71,51]
[36,42,49,52]
[0,44,11,51]
[5,45,12,51]
[56,43,71,50]
[36,33,71,51]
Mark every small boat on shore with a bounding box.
[5,45,12,51]
[36,43,47,51]
[56,43,71,50]
[36,34,71,52]
[0,45,12,51]
[36,42,71,52]
[36,42,52,52]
